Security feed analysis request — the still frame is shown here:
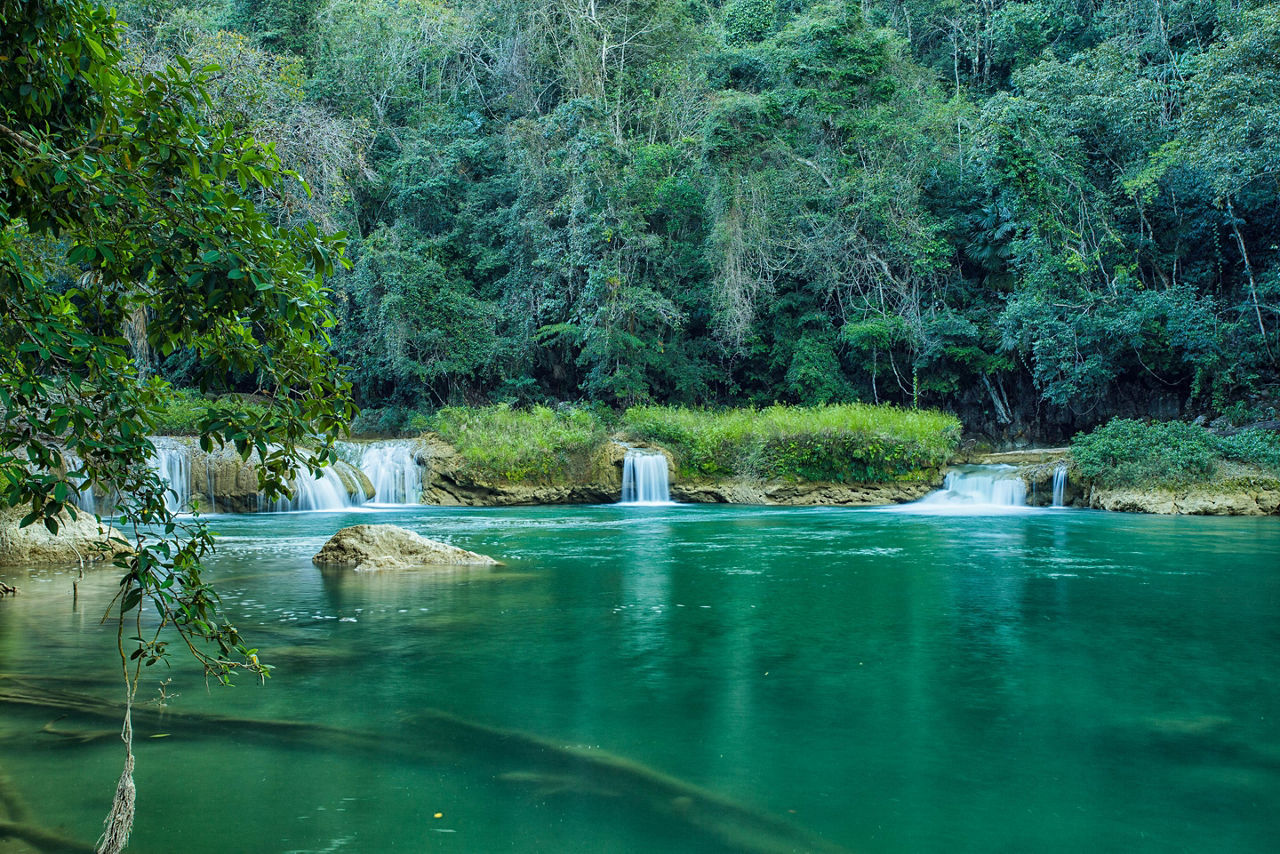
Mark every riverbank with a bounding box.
[418,403,958,507]
[114,401,1280,516]
[963,420,1280,516]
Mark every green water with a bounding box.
[2,504,1278,853]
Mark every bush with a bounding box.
[426,404,607,483]
[622,404,961,482]
[1071,419,1220,488]
[1218,429,1280,475]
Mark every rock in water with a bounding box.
[312,524,499,571]
[0,506,129,566]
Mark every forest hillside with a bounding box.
[113,0,1280,439]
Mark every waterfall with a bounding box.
[151,437,194,513]
[918,465,1027,508]
[1052,463,1068,508]
[620,451,671,504]
[61,450,98,514]
[341,441,423,504]
[267,466,357,512]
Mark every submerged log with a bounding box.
[0,765,94,854]
[0,676,849,854]
[0,821,94,854]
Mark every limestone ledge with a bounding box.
[671,480,935,506]
[418,435,938,507]
[1088,482,1280,516]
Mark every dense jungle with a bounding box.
[103,0,1280,440]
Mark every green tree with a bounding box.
[1,0,352,846]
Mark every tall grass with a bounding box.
[622,404,961,482]
[426,404,607,483]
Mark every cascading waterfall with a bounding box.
[341,441,423,504]
[151,437,195,513]
[1052,463,1068,508]
[267,466,355,512]
[132,437,429,514]
[919,465,1027,508]
[620,451,671,504]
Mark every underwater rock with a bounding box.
[312,524,500,571]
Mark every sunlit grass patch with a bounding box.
[622,403,961,482]
[426,404,607,483]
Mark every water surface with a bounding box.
[1,504,1277,853]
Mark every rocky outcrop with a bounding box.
[672,479,936,506]
[312,524,500,571]
[974,448,1070,466]
[0,506,129,566]
[1088,480,1280,516]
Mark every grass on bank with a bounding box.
[623,404,962,482]
[1071,418,1280,488]
[426,404,608,483]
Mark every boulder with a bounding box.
[312,524,500,572]
[0,506,129,566]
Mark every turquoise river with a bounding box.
[1,503,1278,853]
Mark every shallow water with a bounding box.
[2,504,1278,853]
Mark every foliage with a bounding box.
[0,0,353,683]
[1217,429,1280,476]
[1071,419,1221,487]
[426,405,607,483]
[106,0,1280,433]
[623,404,961,482]
[151,389,276,435]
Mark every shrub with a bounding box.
[1218,429,1280,475]
[1071,419,1219,488]
[426,404,607,483]
[622,404,961,482]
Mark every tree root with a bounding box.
[0,675,849,854]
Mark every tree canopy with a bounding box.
[183,0,1274,435]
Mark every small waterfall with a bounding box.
[919,465,1027,508]
[151,437,194,513]
[62,451,98,514]
[620,451,671,504]
[342,441,423,504]
[267,466,356,512]
[1052,463,1068,508]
